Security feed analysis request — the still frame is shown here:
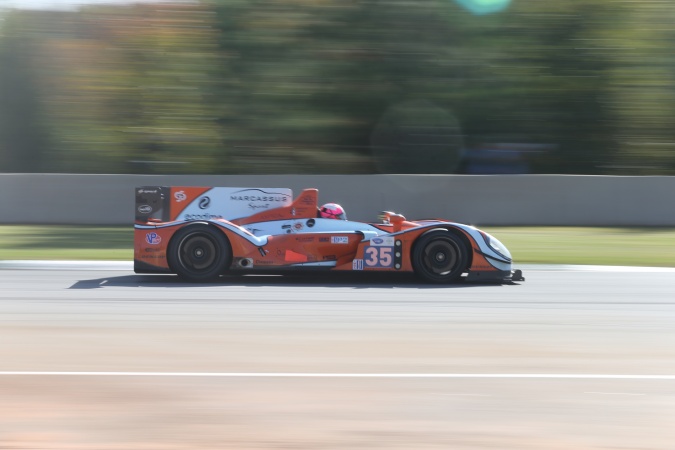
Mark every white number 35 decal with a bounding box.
[364,246,393,268]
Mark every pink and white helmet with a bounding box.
[319,203,347,220]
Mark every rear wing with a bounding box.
[135,186,293,223]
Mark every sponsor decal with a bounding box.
[229,189,291,203]
[331,236,349,244]
[294,223,304,231]
[370,236,395,247]
[198,196,211,209]
[306,219,315,227]
[174,190,187,202]
[137,205,153,214]
[352,259,364,270]
[140,255,153,259]
[299,195,314,205]
[229,188,292,211]
[145,232,162,245]
[183,214,223,221]
[137,189,158,194]
[319,237,330,243]
[254,260,275,265]
[323,255,337,261]
[296,236,314,242]
[140,254,165,260]
[144,248,161,253]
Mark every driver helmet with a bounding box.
[319,203,347,220]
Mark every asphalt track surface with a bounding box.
[1,265,675,449]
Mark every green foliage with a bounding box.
[0,0,675,174]
[0,12,51,172]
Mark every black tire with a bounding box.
[168,224,232,282]
[412,230,469,283]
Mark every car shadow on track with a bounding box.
[69,272,519,290]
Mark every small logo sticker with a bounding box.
[145,232,162,245]
[331,236,349,244]
[137,205,152,214]
[198,196,211,209]
[352,259,364,270]
[174,190,187,202]
[370,236,394,246]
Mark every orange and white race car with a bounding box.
[134,186,524,283]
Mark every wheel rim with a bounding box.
[178,233,218,273]
[422,239,459,276]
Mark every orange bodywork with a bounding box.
[134,187,512,280]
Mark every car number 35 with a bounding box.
[364,246,394,268]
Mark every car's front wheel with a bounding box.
[412,230,469,283]
[168,224,232,282]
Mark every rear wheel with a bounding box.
[168,224,231,282]
[412,230,468,283]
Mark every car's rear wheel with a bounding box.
[412,230,468,283]
[168,224,231,282]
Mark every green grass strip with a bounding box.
[0,225,673,267]
[484,227,675,267]
[0,226,133,261]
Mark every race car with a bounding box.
[134,186,524,283]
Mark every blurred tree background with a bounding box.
[0,0,674,174]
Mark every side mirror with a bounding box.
[389,213,406,232]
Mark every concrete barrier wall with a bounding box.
[0,174,673,226]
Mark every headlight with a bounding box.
[480,231,512,261]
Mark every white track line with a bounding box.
[525,264,675,273]
[585,392,646,396]
[1,372,675,379]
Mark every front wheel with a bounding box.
[168,224,232,282]
[412,230,469,283]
